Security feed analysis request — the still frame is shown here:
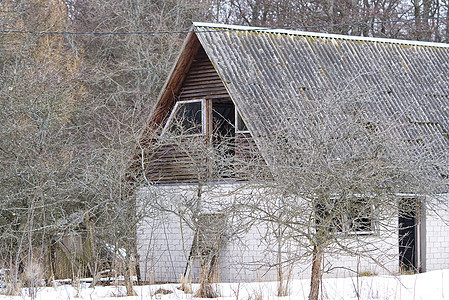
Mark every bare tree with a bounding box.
[210,0,449,42]
[236,84,448,300]
[62,0,215,295]
[135,113,255,297]
[1,0,215,296]
[0,0,88,295]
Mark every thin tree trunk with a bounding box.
[309,245,323,300]
[87,220,101,288]
[446,6,449,42]
[124,259,137,296]
[195,255,218,298]
[277,225,289,296]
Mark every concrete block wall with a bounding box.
[220,221,400,281]
[426,195,449,271]
[138,217,399,283]
[322,233,399,277]
[137,185,448,283]
[137,211,194,283]
[219,223,282,282]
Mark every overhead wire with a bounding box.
[0,16,446,35]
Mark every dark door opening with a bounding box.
[399,198,419,273]
[210,99,235,177]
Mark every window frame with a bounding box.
[235,109,250,134]
[162,99,207,136]
[343,199,376,235]
[316,197,376,236]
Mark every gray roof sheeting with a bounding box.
[193,23,449,151]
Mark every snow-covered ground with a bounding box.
[1,269,449,299]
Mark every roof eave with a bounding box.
[193,22,449,48]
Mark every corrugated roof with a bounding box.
[192,23,449,152]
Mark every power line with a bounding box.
[0,29,190,35]
[0,17,446,35]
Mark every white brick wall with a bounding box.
[137,211,194,283]
[426,195,449,271]
[137,186,448,283]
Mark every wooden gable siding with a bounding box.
[177,47,229,101]
[234,132,266,179]
[140,48,215,183]
[143,48,224,183]
[141,46,261,183]
[141,135,261,183]
[141,136,209,183]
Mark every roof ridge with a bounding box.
[193,22,449,49]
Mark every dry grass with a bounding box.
[358,270,378,277]
[178,275,193,294]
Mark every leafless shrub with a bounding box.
[179,275,193,294]
[23,260,45,300]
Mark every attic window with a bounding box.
[235,109,249,133]
[163,99,206,136]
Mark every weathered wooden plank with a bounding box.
[182,82,223,90]
[180,94,231,100]
[188,64,216,71]
[183,72,220,81]
[183,78,223,86]
[179,92,229,99]
[180,87,228,96]
[180,86,225,95]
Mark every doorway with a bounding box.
[398,198,425,273]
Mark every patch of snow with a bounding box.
[103,243,127,259]
[1,269,448,299]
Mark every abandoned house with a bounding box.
[136,23,449,283]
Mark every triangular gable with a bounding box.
[140,29,258,183]
[139,23,449,183]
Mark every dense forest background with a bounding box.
[0,0,448,296]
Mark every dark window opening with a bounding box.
[211,100,235,178]
[163,99,204,136]
[212,100,235,137]
[347,199,374,232]
[316,198,374,234]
